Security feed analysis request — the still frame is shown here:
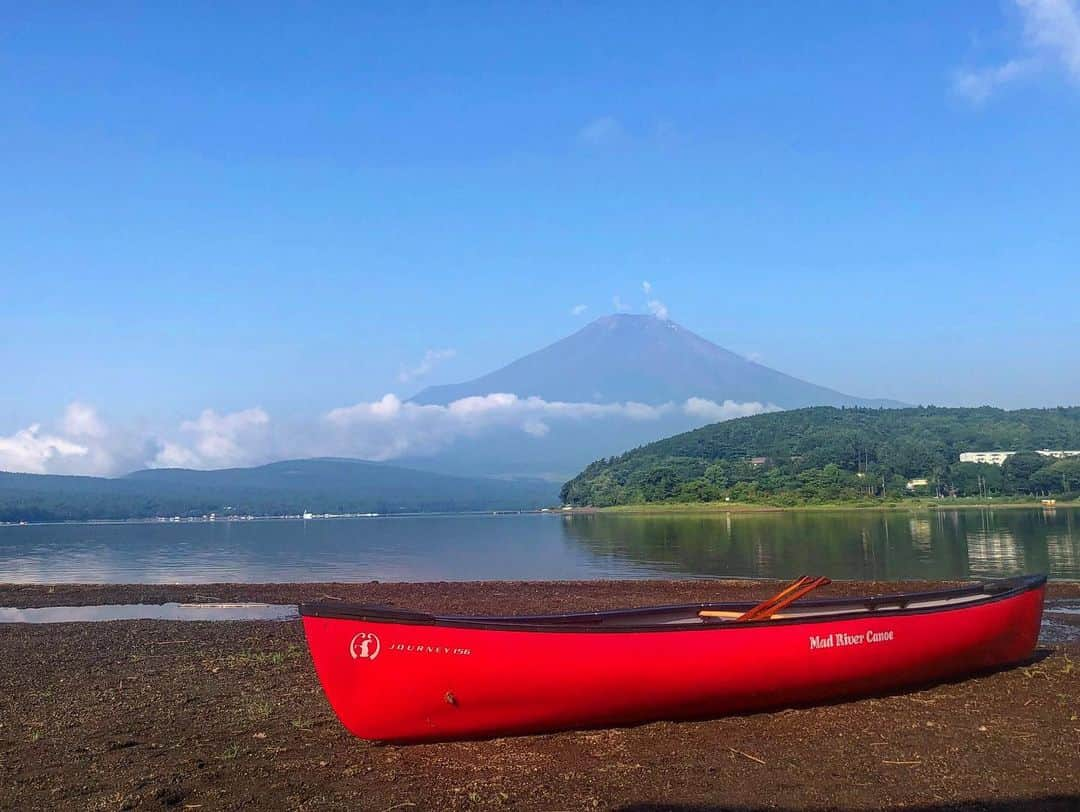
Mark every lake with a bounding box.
[0,507,1078,583]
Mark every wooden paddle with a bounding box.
[737,575,813,622]
[696,609,796,619]
[749,576,831,620]
[698,575,810,622]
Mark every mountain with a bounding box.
[560,406,1080,506]
[402,314,901,479]
[0,458,559,523]
[414,314,902,408]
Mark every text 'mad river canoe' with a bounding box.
[299,574,1046,743]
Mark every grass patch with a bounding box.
[244,694,273,722]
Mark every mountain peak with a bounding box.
[412,316,899,409]
[587,312,679,330]
[592,312,666,323]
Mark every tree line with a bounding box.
[560,406,1080,507]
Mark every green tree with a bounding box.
[559,406,1080,507]
[1031,458,1080,494]
[1002,452,1051,495]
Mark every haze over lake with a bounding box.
[2,508,1077,584]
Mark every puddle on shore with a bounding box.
[1041,602,1080,644]
[1040,617,1080,644]
[0,602,298,623]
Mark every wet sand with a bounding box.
[2,580,1078,811]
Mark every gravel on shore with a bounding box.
[1,580,1078,811]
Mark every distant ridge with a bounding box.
[413,314,903,408]
[0,458,558,523]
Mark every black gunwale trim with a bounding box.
[298,574,1046,634]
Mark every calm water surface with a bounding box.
[0,508,1077,583]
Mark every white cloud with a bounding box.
[398,348,457,383]
[953,0,1080,103]
[150,407,270,470]
[0,404,274,476]
[613,295,631,313]
[647,299,670,320]
[0,404,154,476]
[570,304,588,316]
[522,419,550,437]
[1020,0,1080,79]
[0,424,89,474]
[3,395,781,477]
[150,441,201,470]
[325,393,675,460]
[579,116,625,146]
[683,398,779,422]
[61,402,107,438]
[323,393,777,461]
[640,281,670,320]
[952,59,1033,104]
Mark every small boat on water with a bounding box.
[299,574,1046,743]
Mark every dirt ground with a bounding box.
[1,580,1078,811]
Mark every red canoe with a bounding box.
[299,574,1046,743]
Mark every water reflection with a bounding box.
[561,508,1080,581]
[0,509,1077,583]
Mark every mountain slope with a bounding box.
[560,406,1080,506]
[413,314,901,408]
[0,459,558,523]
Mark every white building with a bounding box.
[959,450,1080,466]
[959,451,1015,465]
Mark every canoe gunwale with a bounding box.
[298,574,1046,634]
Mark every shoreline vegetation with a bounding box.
[562,406,1080,509]
[589,496,1079,515]
[2,580,1078,810]
[2,493,1079,527]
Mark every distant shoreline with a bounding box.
[0,508,561,528]
[4,500,1077,527]
[585,498,1077,515]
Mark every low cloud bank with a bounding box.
[0,395,779,477]
[0,423,89,475]
[151,408,271,469]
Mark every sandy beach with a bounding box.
[2,580,1078,811]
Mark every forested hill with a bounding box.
[0,459,559,523]
[560,407,1080,506]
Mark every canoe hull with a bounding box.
[301,579,1045,742]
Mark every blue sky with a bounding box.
[2,2,1079,474]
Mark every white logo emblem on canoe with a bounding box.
[349,632,381,661]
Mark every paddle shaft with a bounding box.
[735,575,811,622]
